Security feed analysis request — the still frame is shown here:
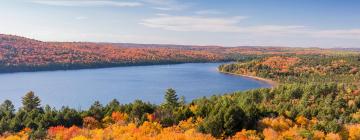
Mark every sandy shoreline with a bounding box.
[218,70,278,87]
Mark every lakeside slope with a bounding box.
[0,34,351,73]
[218,70,278,87]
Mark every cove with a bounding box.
[0,63,271,109]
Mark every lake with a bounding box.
[0,63,271,109]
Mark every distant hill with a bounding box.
[109,43,222,48]
[332,48,360,52]
[0,34,352,73]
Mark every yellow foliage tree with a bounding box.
[347,124,360,140]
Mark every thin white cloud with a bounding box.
[141,15,360,39]
[311,29,360,39]
[243,25,308,35]
[155,13,169,16]
[141,15,248,32]
[195,10,224,15]
[153,7,173,11]
[143,0,190,11]
[142,0,174,5]
[75,16,88,20]
[31,0,143,7]
[140,15,304,33]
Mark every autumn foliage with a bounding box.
[219,55,360,84]
[2,114,360,140]
[0,34,349,73]
[40,115,214,140]
[261,56,300,73]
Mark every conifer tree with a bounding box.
[22,91,41,112]
[164,88,179,108]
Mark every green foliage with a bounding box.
[163,88,179,108]
[22,91,41,112]
[223,106,246,135]
[129,100,155,124]
[0,100,14,133]
[87,101,104,121]
[157,89,192,127]
[104,99,121,116]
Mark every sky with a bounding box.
[0,0,359,48]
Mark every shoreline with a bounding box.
[0,61,229,75]
[218,70,278,87]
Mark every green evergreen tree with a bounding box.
[104,99,121,116]
[22,91,41,112]
[164,88,179,108]
[0,100,15,133]
[88,101,104,121]
[0,100,15,119]
[223,106,246,136]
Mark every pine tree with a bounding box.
[164,88,179,108]
[88,101,104,121]
[0,100,14,133]
[105,99,121,116]
[0,100,15,118]
[22,91,41,112]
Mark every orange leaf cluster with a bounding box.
[261,56,300,72]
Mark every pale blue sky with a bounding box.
[1,0,359,47]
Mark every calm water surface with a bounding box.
[0,63,271,109]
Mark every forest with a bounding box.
[219,55,360,84]
[0,54,360,139]
[0,34,351,73]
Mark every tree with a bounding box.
[88,101,104,121]
[158,88,180,127]
[201,111,224,137]
[163,88,179,108]
[9,110,26,132]
[223,106,246,136]
[130,100,155,124]
[179,96,186,106]
[104,99,121,116]
[22,91,41,112]
[0,100,15,133]
[56,107,82,127]
[83,116,100,129]
[0,100,15,118]
[41,105,56,128]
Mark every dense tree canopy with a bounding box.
[1,34,354,73]
[219,55,360,84]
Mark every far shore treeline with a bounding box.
[0,34,355,73]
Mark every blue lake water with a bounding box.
[0,63,271,109]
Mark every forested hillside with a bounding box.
[0,34,349,73]
[219,55,360,84]
[0,34,222,73]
